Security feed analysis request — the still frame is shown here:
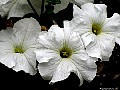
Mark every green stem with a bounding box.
[40,0,44,16]
[27,0,39,16]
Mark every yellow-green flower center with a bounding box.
[60,44,72,58]
[92,23,102,35]
[14,46,25,53]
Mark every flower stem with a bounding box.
[27,0,39,16]
[40,0,44,17]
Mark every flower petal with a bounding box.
[50,59,76,84]
[0,28,15,44]
[38,57,61,80]
[81,3,107,24]
[67,31,85,51]
[73,0,94,6]
[54,0,69,13]
[37,25,64,50]
[102,13,120,45]
[12,54,36,75]
[24,48,37,69]
[0,53,16,68]
[71,4,91,35]
[81,32,96,47]
[13,18,41,47]
[71,58,97,82]
[34,49,60,63]
[97,33,115,61]
[7,0,41,18]
[86,40,102,59]
[0,0,16,17]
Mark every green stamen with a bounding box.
[60,43,72,58]
[14,46,24,53]
[92,23,102,35]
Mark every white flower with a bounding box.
[71,3,120,61]
[53,0,94,13]
[0,18,41,75]
[0,0,42,18]
[34,21,97,85]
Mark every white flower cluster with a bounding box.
[0,0,120,86]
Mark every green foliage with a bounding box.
[46,0,61,5]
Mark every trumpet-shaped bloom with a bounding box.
[34,21,97,85]
[0,18,41,75]
[71,3,120,61]
[0,0,42,18]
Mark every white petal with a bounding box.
[102,13,120,45]
[97,33,115,61]
[0,42,14,54]
[73,0,94,7]
[71,4,91,35]
[71,50,88,61]
[38,57,61,80]
[79,66,97,82]
[54,0,69,13]
[0,0,16,17]
[81,32,96,47]
[71,58,97,82]
[86,57,97,68]
[13,18,41,46]
[34,49,60,63]
[8,0,42,18]
[103,13,120,32]
[37,25,64,50]
[81,3,107,24]
[67,31,85,51]
[86,40,102,59]
[0,28,15,43]
[12,54,36,75]
[0,53,16,68]
[24,48,37,69]
[50,59,76,84]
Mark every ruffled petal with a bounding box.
[81,3,107,24]
[13,18,41,47]
[81,32,96,47]
[24,48,37,69]
[37,52,61,80]
[102,13,120,45]
[37,25,64,50]
[0,0,42,18]
[12,54,36,75]
[71,4,91,35]
[54,0,69,13]
[67,31,85,51]
[34,49,60,63]
[71,55,97,82]
[86,40,102,59]
[73,0,94,6]
[50,59,76,84]
[0,53,16,68]
[97,33,115,61]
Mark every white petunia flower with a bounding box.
[53,0,94,13]
[34,21,97,85]
[0,0,42,18]
[0,18,41,75]
[71,3,120,61]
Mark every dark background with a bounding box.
[0,0,120,90]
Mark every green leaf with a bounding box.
[46,0,61,5]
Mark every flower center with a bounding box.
[60,44,72,58]
[14,46,24,53]
[92,23,102,35]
